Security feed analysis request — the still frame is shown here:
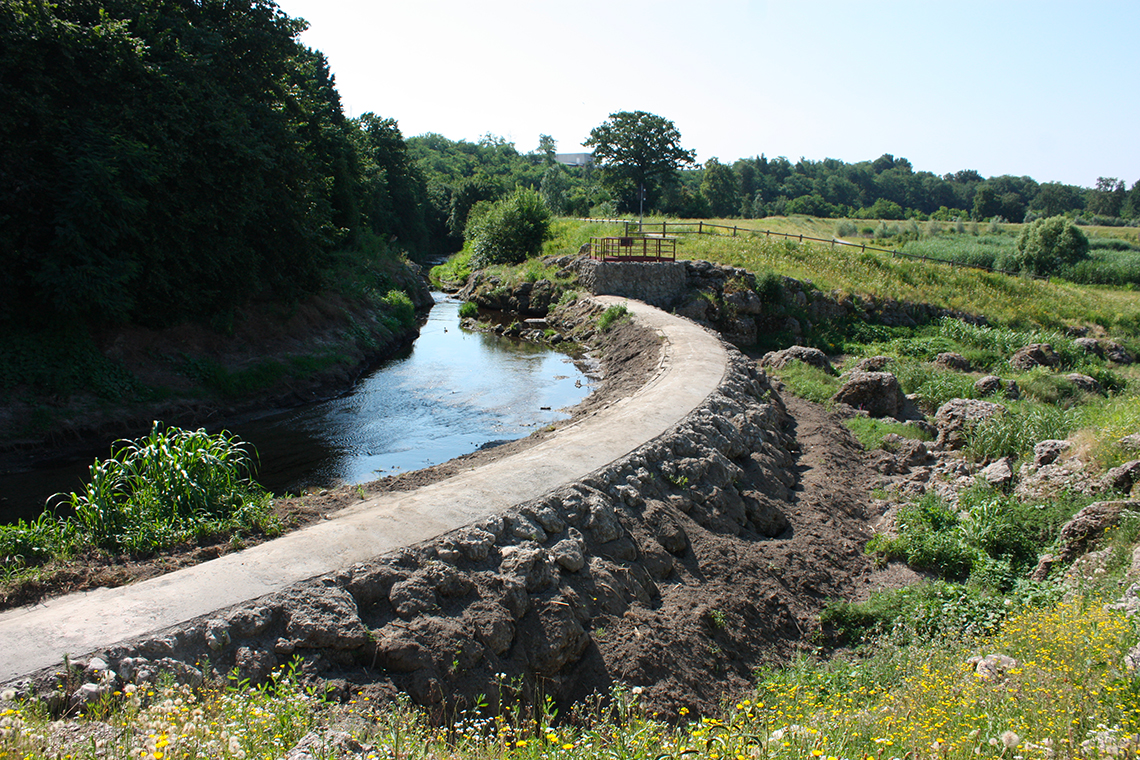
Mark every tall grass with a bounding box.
[965,402,1082,461]
[57,423,277,554]
[0,424,277,574]
[674,229,1140,334]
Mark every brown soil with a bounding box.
[0,313,664,610]
[571,384,883,716]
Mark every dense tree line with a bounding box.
[0,0,437,330]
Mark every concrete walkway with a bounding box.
[0,297,729,682]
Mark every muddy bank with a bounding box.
[9,302,876,721]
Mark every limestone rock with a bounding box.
[1103,461,1140,494]
[933,352,972,372]
[847,355,893,374]
[933,398,1005,450]
[1104,341,1135,364]
[975,375,1003,397]
[283,587,369,650]
[831,371,906,419]
[1010,343,1058,370]
[499,544,557,593]
[521,602,588,674]
[760,345,834,374]
[1034,439,1071,467]
[372,626,431,672]
[388,576,439,619]
[882,434,930,468]
[1075,337,1104,358]
[981,457,1015,488]
[1067,372,1105,396]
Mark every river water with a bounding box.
[0,293,595,522]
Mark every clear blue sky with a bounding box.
[273,0,1139,189]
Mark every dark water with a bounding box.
[0,293,594,521]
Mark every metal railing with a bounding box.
[590,235,677,261]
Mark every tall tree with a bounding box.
[583,111,696,213]
[700,157,739,218]
[1088,177,1126,218]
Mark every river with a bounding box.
[0,293,595,522]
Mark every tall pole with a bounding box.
[639,182,644,232]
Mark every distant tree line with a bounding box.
[0,0,440,330]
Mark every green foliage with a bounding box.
[769,360,841,404]
[584,111,697,213]
[596,304,629,332]
[0,510,77,573]
[380,290,416,330]
[821,578,1060,646]
[458,301,479,319]
[844,416,932,450]
[55,423,276,555]
[0,0,443,334]
[965,401,1080,461]
[1012,216,1091,276]
[467,189,553,268]
[430,248,475,288]
[892,360,979,412]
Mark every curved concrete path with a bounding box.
[0,297,729,682]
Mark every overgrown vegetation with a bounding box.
[0,424,275,577]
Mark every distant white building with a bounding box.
[554,152,594,167]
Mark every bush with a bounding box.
[1011,216,1090,276]
[380,290,416,330]
[56,423,276,554]
[467,189,553,268]
[458,301,479,319]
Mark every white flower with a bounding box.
[1002,731,1020,750]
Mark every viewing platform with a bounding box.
[589,234,677,262]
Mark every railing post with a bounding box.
[699,221,703,234]
[733,226,737,237]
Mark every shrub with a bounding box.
[56,423,276,554]
[380,289,416,330]
[458,301,479,319]
[1011,216,1090,276]
[466,188,553,269]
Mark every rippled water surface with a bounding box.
[0,294,594,521]
[239,293,594,495]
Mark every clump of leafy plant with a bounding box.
[466,188,553,268]
[6,424,278,564]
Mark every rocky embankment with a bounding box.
[456,254,985,349]
[9,296,879,720]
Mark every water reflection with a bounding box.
[240,293,592,494]
[0,293,594,522]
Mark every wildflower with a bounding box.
[1001,731,1020,750]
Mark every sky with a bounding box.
[272,0,1140,189]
